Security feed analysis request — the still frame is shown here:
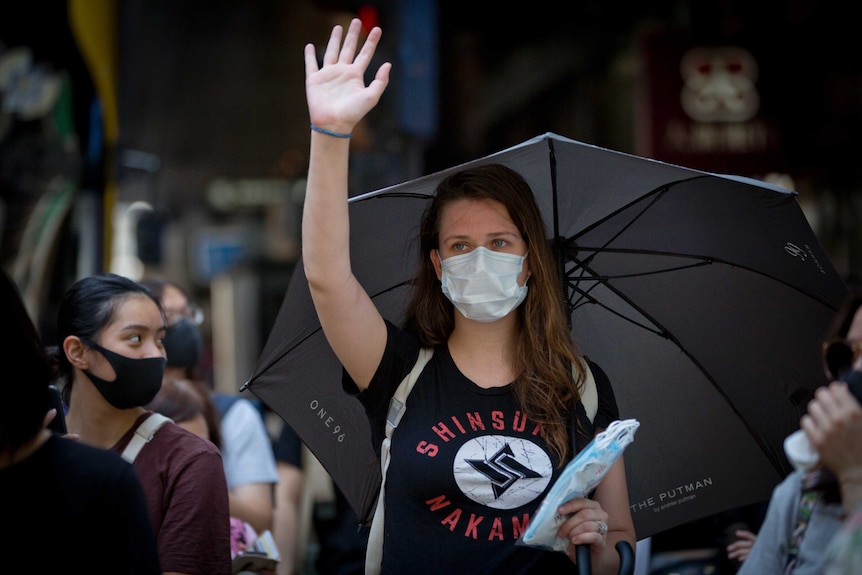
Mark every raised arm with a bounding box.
[302,19,391,389]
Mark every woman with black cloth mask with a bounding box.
[55,272,231,575]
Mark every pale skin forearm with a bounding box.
[229,483,274,534]
[302,134,351,291]
[301,19,391,387]
[273,464,302,575]
[303,130,387,388]
[837,474,862,515]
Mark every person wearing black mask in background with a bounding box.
[140,276,279,536]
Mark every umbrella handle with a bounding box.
[577,544,591,575]
[576,541,636,575]
[615,541,635,575]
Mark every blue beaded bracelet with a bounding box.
[310,124,352,139]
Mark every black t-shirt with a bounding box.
[347,320,620,575]
[273,421,303,468]
[0,434,161,574]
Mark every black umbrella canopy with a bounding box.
[247,132,848,539]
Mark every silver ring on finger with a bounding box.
[597,520,608,536]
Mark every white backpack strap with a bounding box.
[120,413,173,463]
[579,358,598,424]
[366,348,434,575]
[384,348,433,438]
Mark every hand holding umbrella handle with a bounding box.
[576,541,635,575]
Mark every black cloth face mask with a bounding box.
[163,318,203,369]
[81,338,166,409]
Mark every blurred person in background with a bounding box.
[54,272,231,575]
[273,421,303,575]
[0,268,161,574]
[803,287,862,575]
[140,275,279,534]
[806,380,862,574]
[148,377,278,575]
[272,420,369,575]
[146,377,218,447]
[737,287,862,575]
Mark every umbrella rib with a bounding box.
[562,169,840,312]
[567,255,793,478]
[569,256,710,282]
[351,191,433,203]
[566,258,711,336]
[571,246,841,310]
[244,324,324,390]
[568,284,666,337]
[568,182,675,270]
[247,279,416,385]
[572,175,712,246]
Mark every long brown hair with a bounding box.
[402,163,584,462]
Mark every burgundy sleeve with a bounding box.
[155,439,232,574]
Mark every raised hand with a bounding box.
[304,18,391,136]
[726,529,757,563]
[802,382,862,477]
[801,381,862,512]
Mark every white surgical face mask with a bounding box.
[439,247,528,322]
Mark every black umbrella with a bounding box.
[245,132,848,540]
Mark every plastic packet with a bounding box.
[517,418,640,552]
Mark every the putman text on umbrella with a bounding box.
[628,476,713,514]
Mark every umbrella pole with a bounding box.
[551,137,634,575]
[577,544,591,575]
[550,137,588,572]
[547,140,571,325]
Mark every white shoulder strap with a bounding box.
[366,347,434,575]
[120,413,173,463]
[580,359,598,424]
[384,347,434,439]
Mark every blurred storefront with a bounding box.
[4,0,862,386]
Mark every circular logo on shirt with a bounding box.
[453,435,553,510]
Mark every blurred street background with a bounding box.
[1,0,860,565]
[4,0,861,387]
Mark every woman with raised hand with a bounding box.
[302,19,635,575]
